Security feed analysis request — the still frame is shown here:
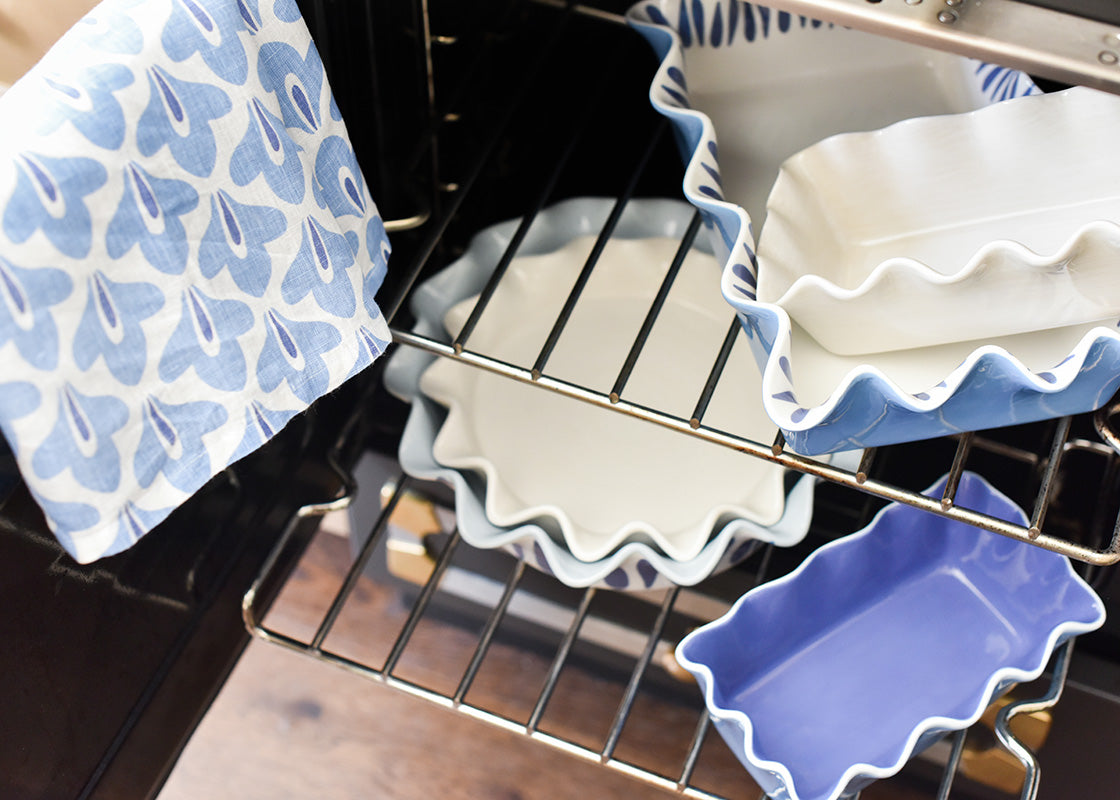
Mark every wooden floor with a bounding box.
[158,514,933,800]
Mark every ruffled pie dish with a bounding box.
[420,232,785,563]
[759,87,1120,355]
[382,196,815,590]
[676,472,1105,800]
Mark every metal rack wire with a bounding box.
[241,445,1086,800]
[242,1,1120,798]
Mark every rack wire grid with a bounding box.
[244,1,1120,798]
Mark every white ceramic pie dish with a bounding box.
[383,196,818,590]
[420,232,785,563]
[758,87,1120,355]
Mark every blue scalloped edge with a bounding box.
[624,0,1114,456]
[674,471,1106,800]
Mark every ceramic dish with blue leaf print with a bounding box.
[383,196,817,591]
[624,1,1120,456]
[626,0,1036,284]
[676,471,1105,800]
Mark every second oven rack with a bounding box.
[241,460,1081,800]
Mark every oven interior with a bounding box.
[4,1,1120,798]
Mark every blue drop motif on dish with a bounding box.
[660,64,689,108]
[230,99,306,203]
[532,542,553,576]
[3,153,106,259]
[313,135,366,218]
[257,41,325,133]
[159,287,254,391]
[636,559,659,588]
[106,162,199,274]
[975,62,1039,103]
[256,309,342,404]
[137,65,233,177]
[162,0,249,85]
[77,8,144,54]
[281,216,357,317]
[229,400,299,464]
[198,189,287,296]
[0,257,72,371]
[33,384,128,493]
[133,394,228,490]
[73,271,164,386]
[38,64,133,150]
[604,567,630,589]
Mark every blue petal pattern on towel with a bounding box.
[4,154,107,258]
[281,216,358,317]
[107,162,200,273]
[230,99,306,203]
[0,259,72,370]
[0,0,392,563]
[39,64,134,150]
[138,65,233,176]
[163,0,249,85]
[159,287,254,390]
[73,272,164,385]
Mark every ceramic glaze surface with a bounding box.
[420,232,784,563]
[628,0,1097,455]
[383,197,816,590]
[758,87,1120,355]
[676,472,1105,800]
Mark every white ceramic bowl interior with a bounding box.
[419,233,786,563]
[662,9,1016,232]
[758,87,1120,355]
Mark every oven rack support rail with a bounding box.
[241,453,1077,800]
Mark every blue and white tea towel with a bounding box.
[0,0,392,562]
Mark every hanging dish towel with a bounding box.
[0,0,392,562]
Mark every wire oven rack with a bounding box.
[243,1,1120,798]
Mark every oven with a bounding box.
[4,1,1120,798]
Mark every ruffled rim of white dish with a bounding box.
[759,87,1120,353]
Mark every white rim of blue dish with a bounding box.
[383,196,820,590]
[624,2,1120,454]
[674,471,1106,800]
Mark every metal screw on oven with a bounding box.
[944,0,963,6]
[938,9,958,23]
[1100,51,1120,66]
[905,0,922,5]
